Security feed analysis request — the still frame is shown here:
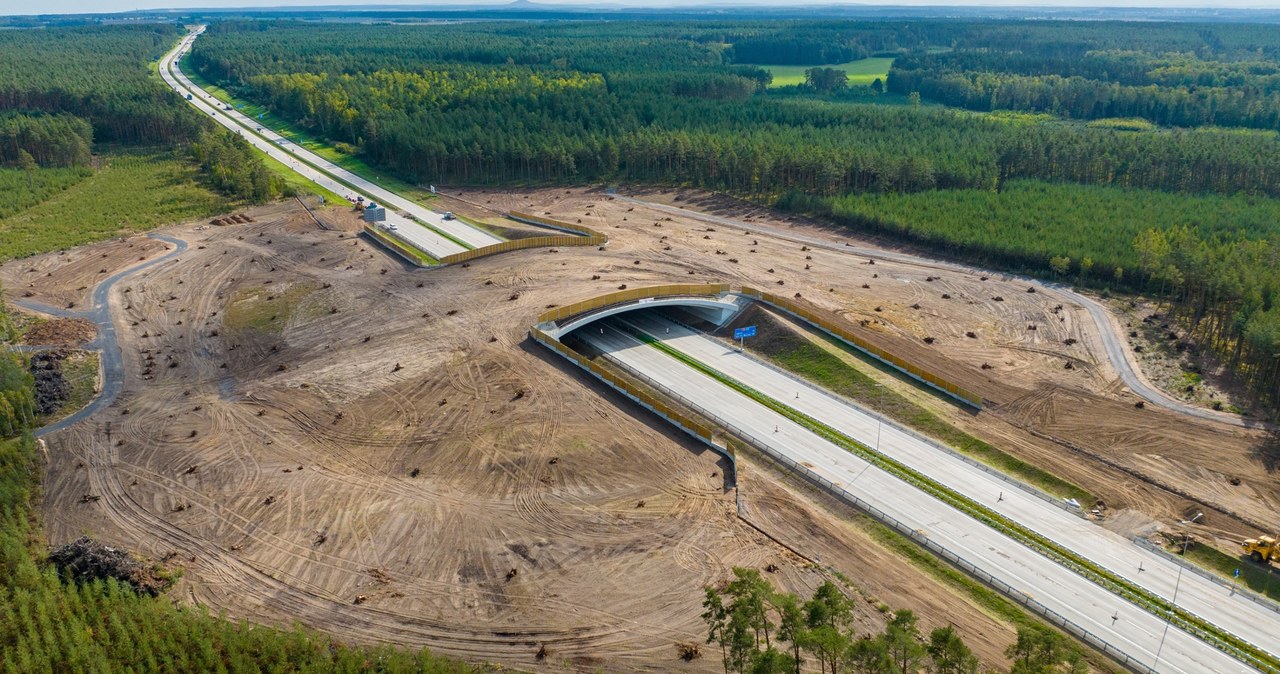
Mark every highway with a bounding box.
[158,29,502,260]
[580,315,1273,673]
[618,310,1280,658]
[610,193,1272,431]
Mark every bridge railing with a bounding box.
[538,284,732,325]
[439,211,607,265]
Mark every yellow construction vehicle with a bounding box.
[1242,536,1279,564]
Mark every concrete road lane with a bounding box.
[582,323,1250,674]
[159,30,497,258]
[621,311,1280,660]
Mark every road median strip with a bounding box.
[620,322,1279,674]
[161,34,473,256]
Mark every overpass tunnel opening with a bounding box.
[558,301,741,363]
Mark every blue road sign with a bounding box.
[1235,567,1241,578]
[734,325,757,340]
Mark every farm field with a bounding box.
[16,187,1276,672]
[764,57,895,87]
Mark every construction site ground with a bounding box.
[12,187,1275,672]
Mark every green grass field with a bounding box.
[224,283,320,334]
[764,57,895,88]
[0,150,229,262]
[0,168,93,220]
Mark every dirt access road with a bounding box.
[11,233,187,437]
[609,191,1268,432]
[23,201,1037,671]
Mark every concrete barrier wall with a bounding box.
[538,284,733,324]
[367,212,607,267]
[531,326,734,468]
[363,225,435,267]
[439,233,606,265]
[435,210,609,265]
[507,211,601,236]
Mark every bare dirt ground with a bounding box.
[1104,295,1255,417]
[464,187,1275,546]
[22,198,1038,672]
[0,234,172,312]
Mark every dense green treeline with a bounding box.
[887,21,1280,130]
[190,128,281,202]
[193,21,1280,197]
[0,25,202,146]
[701,567,1084,674]
[889,54,1280,130]
[0,113,92,168]
[780,180,1280,280]
[0,24,281,203]
[1131,227,1280,404]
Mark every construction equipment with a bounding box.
[1242,535,1279,564]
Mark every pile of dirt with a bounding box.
[23,318,96,346]
[30,351,70,415]
[49,536,171,596]
[210,213,255,226]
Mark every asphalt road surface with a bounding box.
[620,311,1280,658]
[580,318,1270,673]
[24,234,187,438]
[159,29,501,259]
[611,193,1270,431]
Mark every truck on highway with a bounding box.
[1243,535,1279,564]
[442,211,455,220]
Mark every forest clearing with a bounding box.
[9,187,1272,671]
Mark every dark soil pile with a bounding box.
[30,351,70,415]
[24,318,96,346]
[49,537,170,597]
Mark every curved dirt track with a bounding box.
[25,233,187,438]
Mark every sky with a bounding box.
[7,0,1280,16]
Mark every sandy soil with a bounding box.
[22,198,1035,672]
[18,185,1275,671]
[466,187,1274,542]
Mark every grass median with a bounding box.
[739,308,1093,504]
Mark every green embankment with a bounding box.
[742,309,1093,503]
[764,57,894,87]
[1182,542,1280,603]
